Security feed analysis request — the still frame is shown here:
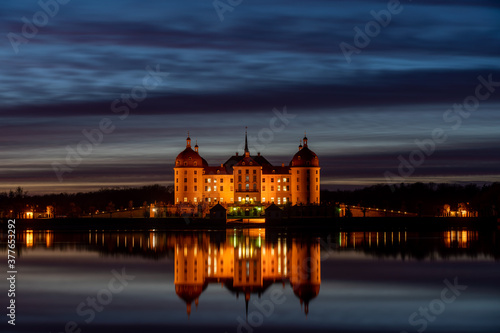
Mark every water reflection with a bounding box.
[8,227,499,318]
[173,230,320,317]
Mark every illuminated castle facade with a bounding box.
[174,131,320,206]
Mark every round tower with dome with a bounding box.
[289,133,320,205]
[174,133,208,204]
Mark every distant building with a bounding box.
[174,130,320,208]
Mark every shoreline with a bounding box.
[2,217,498,232]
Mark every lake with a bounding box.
[2,227,500,333]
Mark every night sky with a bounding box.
[1,0,499,194]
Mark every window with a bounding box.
[194,162,197,166]
[194,197,197,203]
[316,178,318,182]
[184,170,187,175]
[297,170,299,174]
[184,178,187,182]
[271,197,274,203]
[297,178,299,182]
[262,178,265,183]
[184,186,187,191]
[277,179,281,183]
[297,185,300,191]
[253,175,256,182]
[214,179,217,183]
[263,186,266,191]
[176,178,178,183]
[238,184,242,190]
[278,185,281,191]
[253,170,256,174]
[283,197,287,203]
[194,178,197,183]
[184,162,187,166]
[184,197,187,202]
[283,186,287,191]
[176,171,178,175]
[283,178,287,182]
[238,170,241,174]
[316,185,318,190]
[271,178,274,183]
[238,175,242,182]
[245,169,249,174]
[220,178,223,183]
[194,186,197,191]
[238,197,242,202]
[194,171,197,175]
[230,178,234,183]
[230,186,233,191]
[176,186,178,191]
[262,197,266,202]
[246,184,249,190]
[205,179,208,183]
[253,184,257,190]
[208,178,212,183]
[213,186,217,192]
[205,186,208,191]
[271,186,274,191]
[220,186,223,191]
[245,175,249,182]
[278,198,281,205]
[316,170,318,174]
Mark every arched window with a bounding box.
[184,162,187,166]
[194,162,197,166]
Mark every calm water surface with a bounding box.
[1,227,499,333]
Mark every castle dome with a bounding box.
[175,135,208,167]
[290,135,318,167]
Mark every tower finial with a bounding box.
[303,131,308,147]
[244,127,249,157]
[186,132,191,148]
[194,140,198,153]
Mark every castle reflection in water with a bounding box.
[16,228,497,317]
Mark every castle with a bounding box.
[174,131,320,208]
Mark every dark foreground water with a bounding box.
[1,227,499,333]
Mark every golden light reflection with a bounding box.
[25,230,33,247]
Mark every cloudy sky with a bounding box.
[1,0,499,194]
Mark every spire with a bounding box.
[194,140,198,153]
[244,127,249,157]
[303,131,308,147]
[186,131,191,148]
[299,139,303,151]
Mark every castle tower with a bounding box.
[289,134,320,205]
[174,133,207,204]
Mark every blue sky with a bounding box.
[1,0,499,193]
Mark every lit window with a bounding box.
[246,184,249,190]
[246,175,249,182]
[238,197,242,202]
[214,179,217,183]
[278,198,281,204]
[184,197,187,202]
[208,178,212,183]
[262,197,266,202]
[283,197,287,203]
[214,186,217,191]
[271,197,274,203]
[278,179,281,183]
[194,197,197,203]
